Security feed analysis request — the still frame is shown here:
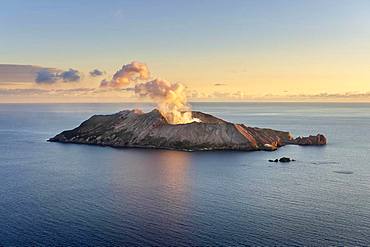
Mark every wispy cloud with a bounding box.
[287,92,370,99]
[0,88,49,95]
[186,89,370,101]
[0,87,97,96]
[214,83,227,86]
[0,64,82,84]
[0,64,55,83]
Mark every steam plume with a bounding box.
[102,61,198,124]
[135,78,198,124]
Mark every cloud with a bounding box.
[0,88,49,95]
[35,70,60,84]
[100,61,149,88]
[100,79,110,87]
[212,91,231,98]
[0,87,96,96]
[0,64,82,85]
[288,92,370,99]
[53,88,96,95]
[0,64,57,83]
[35,68,81,84]
[89,69,104,77]
[60,69,81,82]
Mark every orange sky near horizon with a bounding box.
[1,1,370,102]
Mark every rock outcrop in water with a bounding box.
[48,109,327,151]
[269,157,296,163]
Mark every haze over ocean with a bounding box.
[1,102,369,246]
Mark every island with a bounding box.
[48,109,327,151]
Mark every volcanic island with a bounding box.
[48,109,326,152]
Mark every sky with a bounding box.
[1,0,370,102]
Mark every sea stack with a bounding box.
[48,109,327,152]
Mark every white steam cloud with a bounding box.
[101,61,198,124]
[135,79,198,124]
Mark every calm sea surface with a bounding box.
[0,103,370,246]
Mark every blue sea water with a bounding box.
[0,102,370,246]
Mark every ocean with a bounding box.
[0,102,369,246]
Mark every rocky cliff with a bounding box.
[48,109,327,151]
